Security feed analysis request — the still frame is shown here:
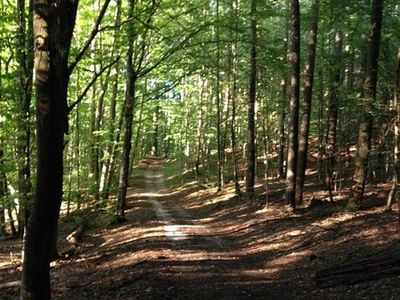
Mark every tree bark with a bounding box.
[21,1,78,298]
[295,0,319,203]
[352,0,384,205]
[216,0,223,192]
[229,0,240,195]
[325,29,343,202]
[117,50,136,219]
[16,0,34,234]
[0,147,6,236]
[279,79,287,179]
[246,0,257,197]
[386,47,400,210]
[279,4,289,180]
[285,0,301,210]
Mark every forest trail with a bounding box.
[2,158,400,299]
[144,161,227,250]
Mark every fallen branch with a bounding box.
[315,253,400,288]
[60,218,87,259]
[0,280,20,289]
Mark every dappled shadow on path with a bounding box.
[1,157,400,299]
[50,158,400,299]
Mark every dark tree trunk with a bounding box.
[386,47,400,210]
[102,0,121,196]
[229,0,240,194]
[216,0,223,192]
[103,94,125,200]
[0,147,6,236]
[16,0,34,234]
[117,48,136,219]
[295,0,319,203]
[285,0,301,210]
[116,0,157,218]
[21,1,78,298]
[279,6,289,180]
[326,29,344,202]
[317,69,324,181]
[246,0,257,197]
[0,64,4,236]
[352,0,384,205]
[279,79,287,179]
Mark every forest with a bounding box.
[1,0,400,299]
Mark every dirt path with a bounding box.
[128,160,262,299]
[146,166,227,250]
[2,158,400,299]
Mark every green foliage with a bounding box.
[0,0,399,227]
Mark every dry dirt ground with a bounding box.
[1,157,400,299]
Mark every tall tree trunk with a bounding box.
[16,0,34,234]
[246,0,257,197]
[279,5,290,180]
[326,29,344,202]
[103,93,125,200]
[295,0,319,203]
[215,0,223,192]
[229,0,240,194]
[352,0,384,205]
[117,48,136,220]
[0,146,6,236]
[75,100,81,210]
[386,47,400,210]
[285,0,301,210]
[0,62,4,236]
[102,0,121,194]
[279,79,287,179]
[21,1,78,298]
[317,69,324,181]
[132,88,145,166]
[195,76,205,179]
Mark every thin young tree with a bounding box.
[295,0,319,203]
[352,0,384,205]
[215,0,223,192]
[386,47,400,210]
[325,27,343,202]
[278,0,290,180]
[117,0,137,219]
[285,0,301,210]
[229,0,240,195]
[246,0,257,197]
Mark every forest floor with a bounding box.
[1,157,400,299]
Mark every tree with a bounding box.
[21,1,79,297]
[295,0,319,203]
[21,0,111,297]
[16,0,33,234]
[325,1,345,201]
[246,0,257,197]
[351,0,384,205]
[215,0,223,192]
[386,47,400,210]
[117,0,159,220]
[285,0,301,210]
